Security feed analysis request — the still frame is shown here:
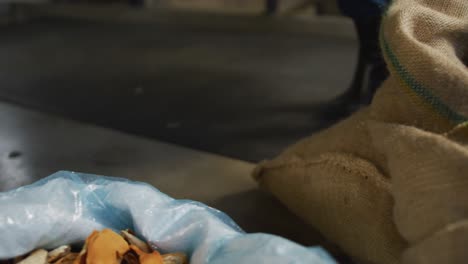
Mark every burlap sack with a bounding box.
[253,0,468,263]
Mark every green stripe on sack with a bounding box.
[380,32,468,124]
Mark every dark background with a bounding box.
[0,4,356,161]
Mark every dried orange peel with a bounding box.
[129,245,163,264]
[3,229,188,264]
[86,229,130,264]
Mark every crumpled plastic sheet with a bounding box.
[0,171,336,263]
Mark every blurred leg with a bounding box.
[265,0,278,16]
[334,0,390,105]
[129,0,145,7]
[353,16,388,104]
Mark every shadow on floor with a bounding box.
[0,11,356,161]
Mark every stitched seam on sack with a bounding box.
[380,7,468,125]
[381,35,467,124]
[257,159,325,171]
[411,218,468,247]
[445,121,468,137]
[258,154,390,186]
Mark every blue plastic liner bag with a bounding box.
[0,171,335,263]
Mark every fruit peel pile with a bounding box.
[1,229,187,264]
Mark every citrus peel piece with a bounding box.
[130,245,163,264]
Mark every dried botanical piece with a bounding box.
[5,229,188,264]
[17,249,48,264]
[162,253,188,264]
[47,245,71,263]
[121,230,151,253]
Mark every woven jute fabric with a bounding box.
[253,0,468,263]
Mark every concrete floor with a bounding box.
[0,101,345,255]
[0,6,357,161]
